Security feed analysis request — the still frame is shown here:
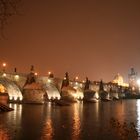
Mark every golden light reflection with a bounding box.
[0,128,9,140]
[41,104,53,140]
[114,101,125,122]
[136,100,140,133]
[72,103,81,140]
[8,104,22,125]
[41,119,53,140]
[95,103,99,120]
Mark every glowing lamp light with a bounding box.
[137,79,140,87]
[9,96,13,100]
[2,73,6,77]
[2,63,6,67]
[75,82,78,85]
[47,79,51,83]
[14,96,17,100]
[75,76,79,80]
[35,72,38,76]
[73,93,77,99]
[19,97,23,101]
[73,86,78,89]
[48,71,51,75]
[80,83,83,87]
[15,75,19,80]
[96,92,99,99]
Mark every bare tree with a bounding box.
[0,0,21,38]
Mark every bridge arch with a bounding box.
[44,83,61,100]
[0,78,23,101]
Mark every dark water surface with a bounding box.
[0,100,140,140]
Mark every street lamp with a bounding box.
[2,62,6,72]
[2,63,6,67]
[35,72,38,76]
[48,71,51,75]
[48,71,54,78]
[75,76,79,80]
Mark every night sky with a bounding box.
[0,0,140,82]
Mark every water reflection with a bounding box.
[8,103,22,124]
[95,102,99,119]
[0,100,140,140]
[72,102,82,140]
[137,100,140,134]
[0,126,9,140]
[41,119,53,140]
[41,102,54,140]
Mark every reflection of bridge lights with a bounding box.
[14,104,17,110]
[9,103,12,108]
[9,96,13,100]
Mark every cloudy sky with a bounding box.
[0,0,140,82]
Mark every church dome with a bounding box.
[113,73,124,85]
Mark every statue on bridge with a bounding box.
[24,65,36,85]
[61,72,70,89]
[84,77,90,90]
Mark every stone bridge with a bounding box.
[0,73,65,103]
[0,72,100,103]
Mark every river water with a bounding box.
[0,100,140,140]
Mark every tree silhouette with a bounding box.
[0,0,21,37]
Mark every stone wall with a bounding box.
[23,89,46,104]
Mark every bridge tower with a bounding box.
[128,68,137,89]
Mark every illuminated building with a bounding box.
[113,73,128,87]
[128,68,137,88]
